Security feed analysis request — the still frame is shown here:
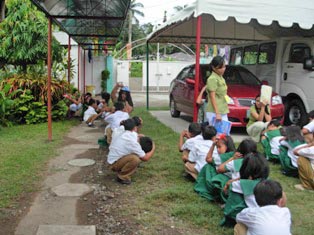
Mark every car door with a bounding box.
[171,67,191,111]
[180,66,196,114]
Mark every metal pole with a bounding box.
[78,45,80,91]
[193,15,202,122]
[47,17,52,141]
[146,41,149,110]
[83,50,86,93]
[67,35,71,83]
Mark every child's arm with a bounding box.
[217,152,242,173]
[223,178,240,194]
[111,83,122,103]
[178,130,188,152]
[141,141,156,162]
[196,86,206,105]
[206,139,217,163]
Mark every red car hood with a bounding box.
[227,84,261,98]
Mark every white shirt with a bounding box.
[104,110,129,129]
[225,159,241,179]
[303,120,314,133]
[188,139,213,172]
[236,205,291,235]
[107,130,145,164]
[298,146,314,170]
[83,106,97,121]
[181,134,203,151]
[270,136,283,155]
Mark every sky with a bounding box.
[136,0,194,25]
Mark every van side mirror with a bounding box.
[304,58,314,71]
[186,78,195,85]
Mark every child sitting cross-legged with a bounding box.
[184,125,217,180]
[178,122,202,163]
[234,179,291,235]
[194,134,236,201]
[221,152,269,227]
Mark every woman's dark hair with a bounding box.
[239,152,269,180]
[254,179,283,206]
[118,90,133,107]
[254,94,269,115]
[219,135,236,152]
[139,136,153,153]
[201,125,217,140]
[210,55,225,70]
[284,125,304,142]
[101,92,111,104]
[188,122,202,137]
[121,118,136,131]
[236,138,257,155]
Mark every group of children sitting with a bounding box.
[64,83,156,185]
[177,114,314,234]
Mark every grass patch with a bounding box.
[124,108,314,235]
[0,120,79,208]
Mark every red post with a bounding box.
[47,17,52,141]
[77,45,80,91]
[193,15,202,122]
[67,35,71,83]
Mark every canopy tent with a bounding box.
[146,0,314,121]
[31,0,130,48]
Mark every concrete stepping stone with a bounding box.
[36,225,96,235]
[68,159,95,167]
[51,183,92,197]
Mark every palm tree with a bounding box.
[127,0,144,59]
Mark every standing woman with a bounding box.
[206,56,229,125]
[246,94,272,142]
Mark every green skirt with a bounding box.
[278,146,298,177]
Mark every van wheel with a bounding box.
[170,97,180,117]
[284,99,307,126]
[197,104,205,123]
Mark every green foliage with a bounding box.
[101,69,110,92]
[130,62,142,77]
[0,0,63,69]
[52,100,68,120]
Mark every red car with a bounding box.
[169,64,284,127]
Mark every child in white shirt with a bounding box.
[83,98,103,127]
[235,179,291,235]
[302,110,314,144]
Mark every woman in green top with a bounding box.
[246,94,272,142]
[206,56,229,125]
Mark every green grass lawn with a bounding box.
[0,120,79,208]
[125,108,314,235]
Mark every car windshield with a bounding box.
[200,65,261,86]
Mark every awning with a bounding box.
[31,0,130,48]
[147,0,314,45]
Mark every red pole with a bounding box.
[83,50,86,93]
[77,45,80,91]
[193,15,202,122]
[47,17,52,141]
[67,35,71,83]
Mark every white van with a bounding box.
[229,37,314,126]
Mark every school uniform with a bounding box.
[261,129,282,161]
[279,139,306,176]
[236,205,292,235]
[83,106,97,122]
[297,146,314,189]
[107,130,145,181]
[303,120,314,133]
[104,110,129,144]
[181,134,203,151]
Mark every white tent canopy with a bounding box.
[147,0,314,44]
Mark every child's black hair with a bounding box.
[239,152,269,180]
[85,92,92,97]
[118,90,133,107]
[268,119,281,128]
[88,98,96,106]
[254,179,283,206]
[188,122,202,137]
[236,138,257,155]
[114,101,125,111]
[139,136,153,153]
[121,118,136,131]
[284,125,304,142]
[201,125,217,140]
[101,92,111,104]
[132,116,142,127]
[220,135,236,152]
[308,110,314,120]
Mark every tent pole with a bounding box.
[47,17,52,141]
[67,35,71,83]
[194,15,202,122]
[146,41,149,110]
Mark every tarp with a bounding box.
[147,0,314,44]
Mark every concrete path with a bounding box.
[15,122,102,235]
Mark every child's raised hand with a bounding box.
[234,152,243,159]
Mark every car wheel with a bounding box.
[284,99,307,126]
[170,97,180,117]
[197,104,205,123]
